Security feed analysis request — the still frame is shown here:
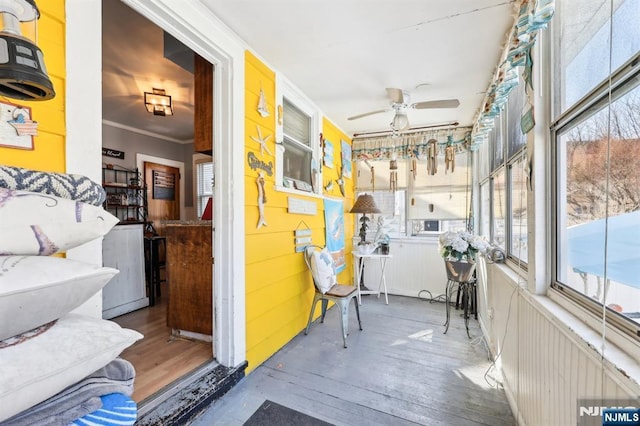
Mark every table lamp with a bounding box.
[350,194,381,245]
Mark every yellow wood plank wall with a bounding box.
[244,51,355,372]
[0,0,65,171]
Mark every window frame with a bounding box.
[550,49,640,349]
[194,158,214,218]
[275,74,322,196]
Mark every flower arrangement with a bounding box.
[438,230,490,262]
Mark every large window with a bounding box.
[476,78,528,263]
[354,149,470,237]
[276,76,320,194]
[552,0,640,330]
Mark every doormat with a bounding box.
[243,400,333,426]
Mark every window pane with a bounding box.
[555,0,640,114]
[367,190,406,235]
[283,137,312,186]
[196,162,213,217]
[490,116,504,171]
[408,152,471,220]
[355,159,408,191]
[492,169,506,249]
[283,98,310,147]
[557,81,640,322]
[477,137,490,181]
[509,157,528,262]
[507,81,527,158]
[479,181,491,239]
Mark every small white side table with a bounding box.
[352,252,392,305]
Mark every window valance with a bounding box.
[471,0,555,147]
[352,127,472,161]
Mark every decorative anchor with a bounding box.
[256,172,267,229]
[251,125,273,157]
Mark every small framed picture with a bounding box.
[0,102,37,150]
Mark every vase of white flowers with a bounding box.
[439,230,489,262]
[438,230,489,282]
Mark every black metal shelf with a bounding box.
[102,166,148,224]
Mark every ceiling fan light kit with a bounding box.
[390,110,409,132]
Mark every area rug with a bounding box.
[243,400,333,426]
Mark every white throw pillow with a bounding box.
[310,247,336,294]
[0,256,119,340]
[0,313,143,422]
[0,188,119,255]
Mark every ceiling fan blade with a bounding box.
[347,108,391,120]
[412,99,460,109]
[385,88,405,104]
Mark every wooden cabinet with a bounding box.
[166,221,213,337]
[102,224,148,319]
[194,54,213,154]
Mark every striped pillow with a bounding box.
[0,166,106,206]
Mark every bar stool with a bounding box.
[144,235,166,306]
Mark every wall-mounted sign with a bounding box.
[323,139,334,168]
[247,151,273,176]
[294,222,313,252]
[152,170,176,200]
[288,197,317,215]
[102,147,125,159]
[0,102,37,150]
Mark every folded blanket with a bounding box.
[0,166,106,206]
[1,358,135,426]
[69,393,137,426]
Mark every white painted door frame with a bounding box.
[65,0,247,368]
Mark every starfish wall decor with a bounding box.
[250,125,273,157]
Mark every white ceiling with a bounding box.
[102,1,516,142]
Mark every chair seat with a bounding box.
[326,284,357,298]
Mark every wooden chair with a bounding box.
[304,245,362,348]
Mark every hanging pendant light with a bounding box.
[0,0,55,100]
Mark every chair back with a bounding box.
[304,245,336,294]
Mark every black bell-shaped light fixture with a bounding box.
[0,0,55,100]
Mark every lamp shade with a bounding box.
[350,194,381,214]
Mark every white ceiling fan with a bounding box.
[348,88,460,131]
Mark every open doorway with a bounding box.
[101,0,215,403]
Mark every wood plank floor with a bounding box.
[189,295,515,426]
[112,297,213,402]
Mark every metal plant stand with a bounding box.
[443,260,477,338]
